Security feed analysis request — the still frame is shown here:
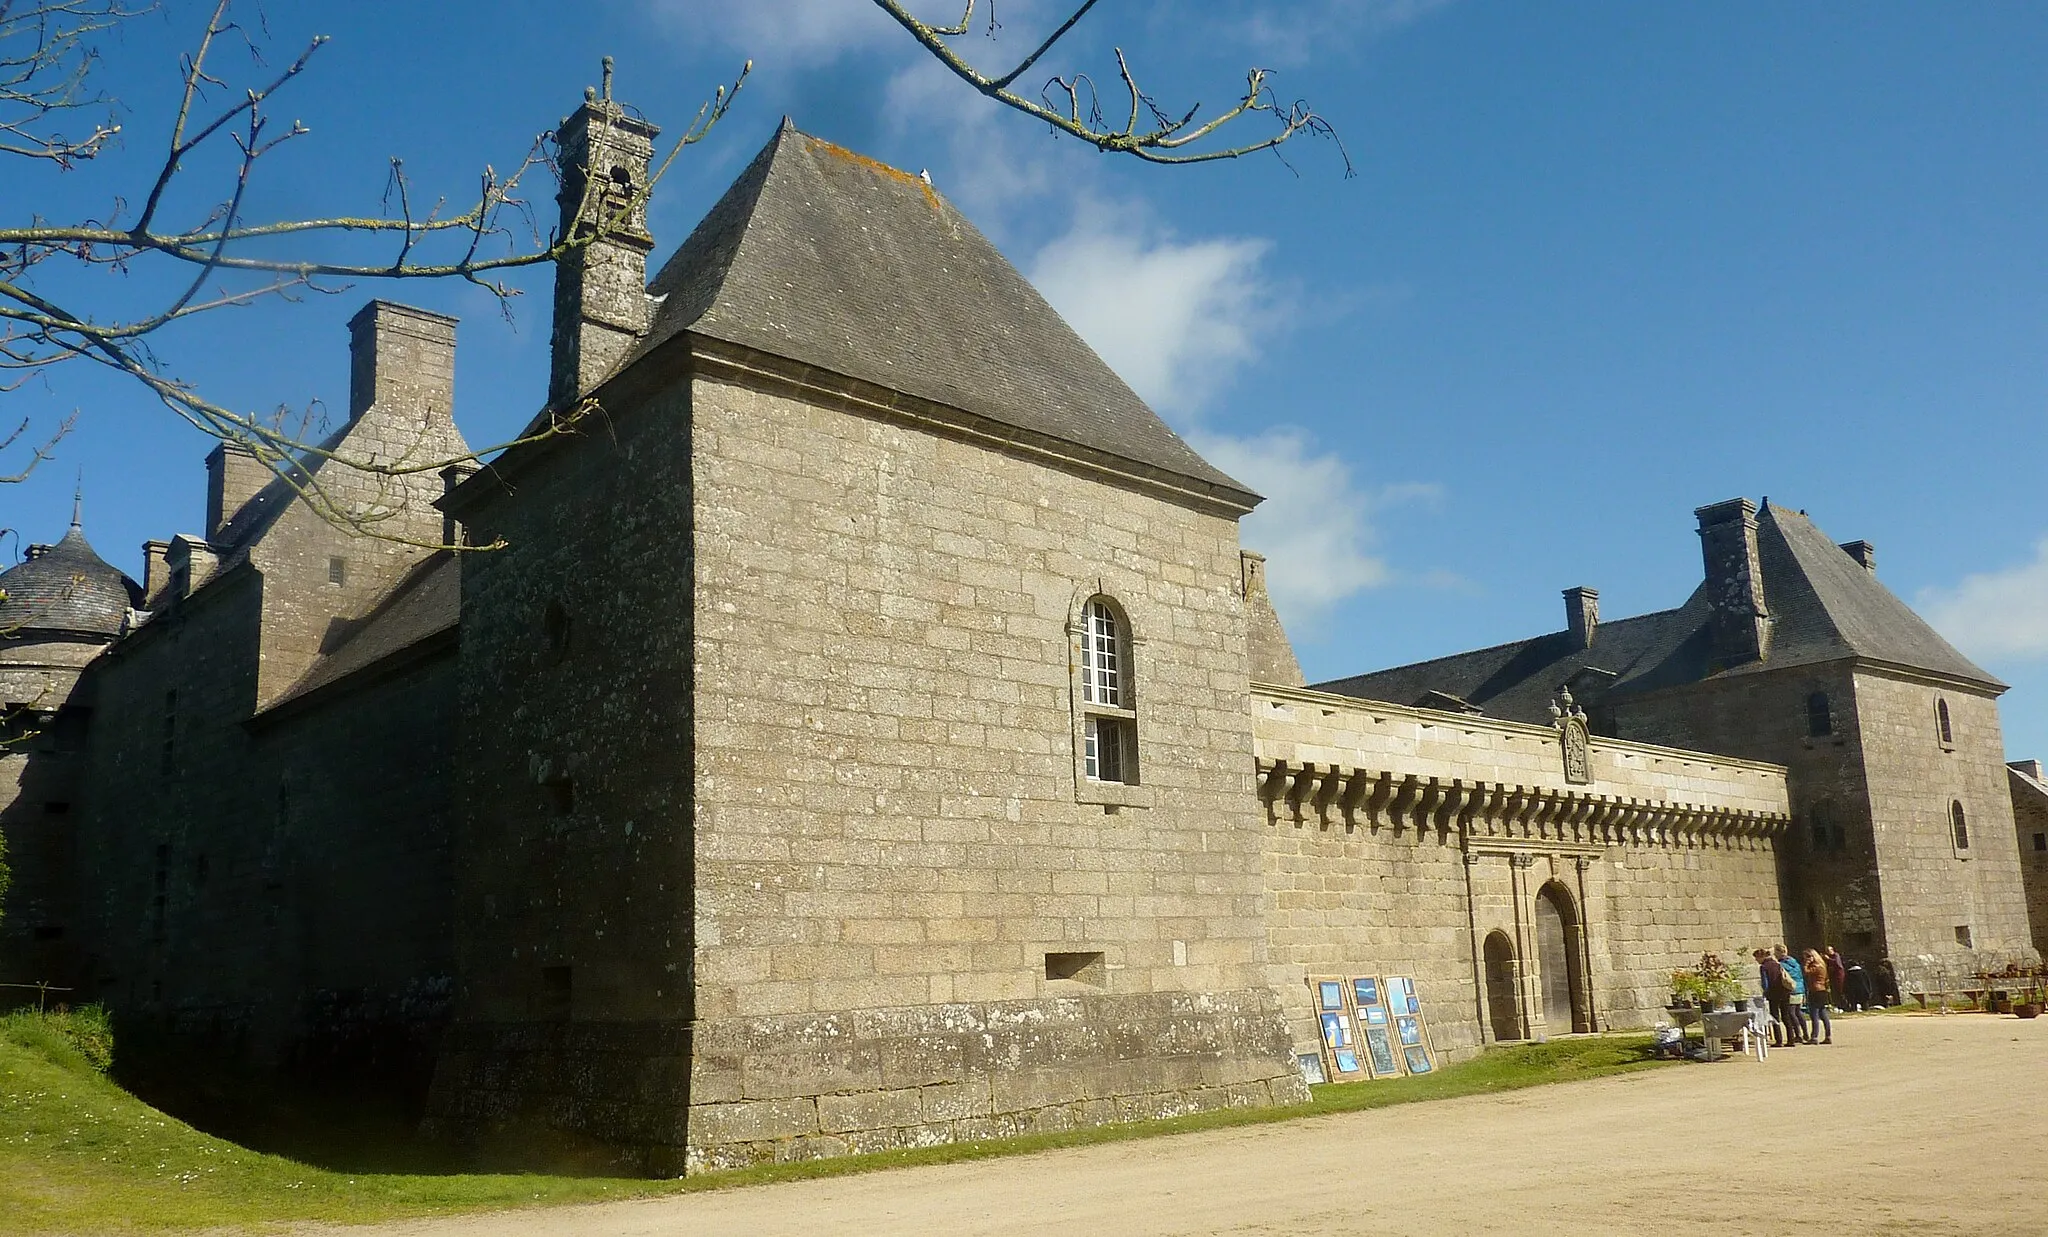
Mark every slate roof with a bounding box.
[1316,502,2001,724]
[626,120,1253,507]
[2012,763,2048,810]
[258,550,459,716]
[0,521,142,640]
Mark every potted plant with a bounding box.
[1671,953,1747,1012]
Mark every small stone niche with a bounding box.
[1044,951,1106,987]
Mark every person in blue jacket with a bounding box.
[1774,944,1810,1044]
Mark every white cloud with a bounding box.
[1920,538,2048,660]
[1022,204,1433,624]
[1191,429,1434,619]
[1237,0,1460,64]
[1027,201,1273,415]
[646,0,902,66]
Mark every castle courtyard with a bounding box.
[318,1013,2047,1236]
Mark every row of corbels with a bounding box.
[1254,759,1789,848]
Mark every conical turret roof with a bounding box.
[0,512,142,640]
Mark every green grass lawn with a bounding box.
[0,1014,1668,1234]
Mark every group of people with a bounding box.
[1753,944,1845,1046]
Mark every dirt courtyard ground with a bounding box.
[329,1014,2047,1236]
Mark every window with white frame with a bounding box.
[1078,597,1138,786]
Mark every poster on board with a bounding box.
[1364,1026,1398,1076]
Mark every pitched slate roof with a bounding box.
[0,521,142,640]
[1317,502,2001,724]
[258,550,459,717]
[630,120,1253,508]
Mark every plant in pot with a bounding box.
[1673,953,1747,1011]
[1670,968,1708,1009]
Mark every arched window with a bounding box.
[1806,691,1832,737]
[1950,801,1970,851]
[1074,596,1140,791]
[1936,698,1954,749]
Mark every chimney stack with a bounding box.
[349,300,458,427]
[2011,759,2045,782]
[1839,540,1876,574]
[1563,587,1599,650]
[549,60,660,410]
[205,442,269,541]
[1696,498,1771,667]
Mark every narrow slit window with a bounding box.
[1806,691,1832,737]
[1950,801,1970,851]
[1936,698,1954,748]
[328,556,346,586]
[160,690,177,777]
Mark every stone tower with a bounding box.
[548,59,660,410]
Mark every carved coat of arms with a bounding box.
[1551,688,1592,785]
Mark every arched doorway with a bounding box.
[1535,882,1587,1034]
[1483,930,1522,1042]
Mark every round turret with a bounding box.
[0,520,143,641]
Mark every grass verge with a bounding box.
[1,1022,1665,1233]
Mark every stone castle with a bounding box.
[2,81,2040,1172]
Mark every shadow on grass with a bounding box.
[105,1026,1671,1188]
[107,1026,628,1179]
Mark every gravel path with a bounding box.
[316,1014,2048,1236]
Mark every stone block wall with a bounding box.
[1254,688,1790,1058]
[76,563,456,1081]
[0,637,102,994]
[1854,672,2032,986]
[1612,665,1885,957]
[682,374,1302,1169]
[2007,764,2048,959]
[428,363,1306,1173]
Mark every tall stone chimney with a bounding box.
[1563,586,1599,650]
[205,442,269,541]
[1696,498,1770,667]
[349,300,458,427]
[1839,540,1876,574]
[549,59,659,410]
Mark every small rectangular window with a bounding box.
[328,556,346,585]
[1044,951,1106,985]
[1806,692,1832,737]
[2034,832,2046,852]
[1954,925,1973,948]
[43,801,70,816]
[541,964,573,1019]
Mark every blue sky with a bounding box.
[8,1,2048,757]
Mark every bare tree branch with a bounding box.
[1,0,748,539]
[871,0,1348,168]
